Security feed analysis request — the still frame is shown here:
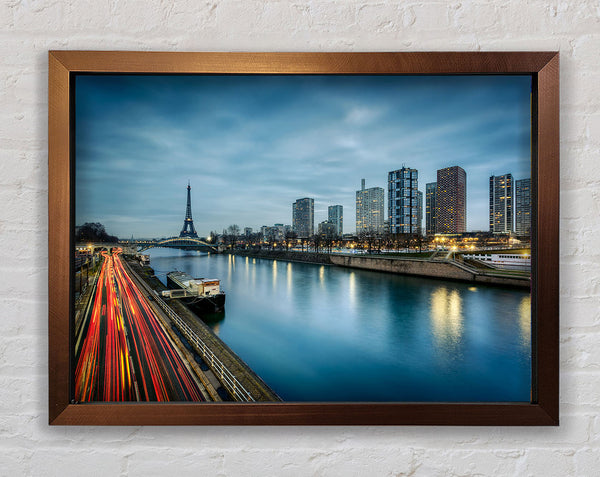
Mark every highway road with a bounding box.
[74,249,204,402]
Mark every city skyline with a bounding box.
[75,74,532,238]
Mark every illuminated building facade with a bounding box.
[489,174,514,234]
[388,167,419,234]
[515,178,531,236]
[318,220,337,237]
[436,166,466,234]
[292,197,314,238]
[417,190,423,236]
[426,182,437,235]
[356,179,385,234]
[328,205,343,236]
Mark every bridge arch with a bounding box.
[138,236,217,252]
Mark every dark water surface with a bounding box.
[149,250,531,402]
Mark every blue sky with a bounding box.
[75,74,531,238]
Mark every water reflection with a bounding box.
[519,295,531,347]
[287,263,293,296]
[348,272,357,306]
[430,287,463,351]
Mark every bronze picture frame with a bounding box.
[49,51,559,425]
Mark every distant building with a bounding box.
[272,223,292,241]
[489,174,514,234]
[388,167,419,234]
[328,205,343,236]
[356,179,385,234]
[292,198,314,238]
[436,166,467,234]
[244,227,253,237]
[417,190,423,236]
[318,220,337,237]
[260,225,269,241]
[274,223,284,240]
[515,178,531,236]
[263,227,275,242]
[426,182,437,235]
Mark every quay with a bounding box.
[125,258,281,402]
[230,249,530,289]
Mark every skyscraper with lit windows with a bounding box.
[328,205,343,236]
[436,166,466,234]
[489,174,514,234]
[388,167,419,234]
[292,198,314,238]
[417,190,423,236]
[515,178,531,236]
[426,182,437,235]
[356,179,384,234]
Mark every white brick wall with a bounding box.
[0,1,598,475]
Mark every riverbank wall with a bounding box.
[231,249,334,264]
[230,250,530,289]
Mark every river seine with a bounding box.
[148,249,531,402]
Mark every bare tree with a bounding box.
[226,224,240,249]
[312,234,322,253]
[285,230,297,250]
[358,227,379,254]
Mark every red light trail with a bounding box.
[75,249,203,402]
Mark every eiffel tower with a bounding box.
[179,181,198,238]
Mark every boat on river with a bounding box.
[163,270,226,313]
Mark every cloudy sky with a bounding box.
[75,74,532,239]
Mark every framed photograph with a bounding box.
[49,51,559,425]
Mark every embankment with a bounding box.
[230,250,530,289]
[231,249,334,264]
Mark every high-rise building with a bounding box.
[515,178,531,236]
[436,166,467,234]
[244,227,252,237]
[425,182,437,235]
[328,205,343,237]
[388,167,419,234]
[417,190,423,236]
[292,198,314,238]
[489,174,514,234]
[356,179,385,234]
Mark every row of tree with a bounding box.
[210,224,426,254]
[76,222,118,243]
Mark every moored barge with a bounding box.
[163,270,226,313]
